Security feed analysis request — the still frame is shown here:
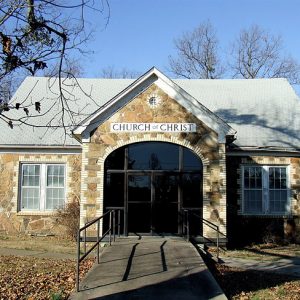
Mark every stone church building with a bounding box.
[0,68,299,246]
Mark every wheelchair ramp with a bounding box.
[70,236,226,300]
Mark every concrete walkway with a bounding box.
[70,236,227,300]
[0,247,76,259]
[220,256,300,278]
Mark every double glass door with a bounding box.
[104,142,203,236]
[128,173,178,234]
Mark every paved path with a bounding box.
[220,256,300,278]
[0,247,76,259]
[70,236,226,300]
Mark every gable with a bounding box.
[73,68,235,143]
[90,83,220,147]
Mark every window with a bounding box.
[268,167,288,213]
[21,165,41,210]
[243,166,263,213]
[106,142,203,171]
[21,164,65,211]
[242,166,289,215]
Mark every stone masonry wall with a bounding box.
[81,83,227,239]
[227,155,300,246]
[0,153,81,235]
[236,156,300,216]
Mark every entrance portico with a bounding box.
[73,67,235,240]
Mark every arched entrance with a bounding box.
[104,142,203,236]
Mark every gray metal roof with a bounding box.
[177,78,300,150]
[2,76,300,150]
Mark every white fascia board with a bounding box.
[155,77,236,142]
[81,131,91,143]
[72,66,236,143]
[73,67,159,136]
[84,76,157,136]
[0,146,82,154]
[227,149,300,157]
[0,144,81,149]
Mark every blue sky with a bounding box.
[82,0,300,78]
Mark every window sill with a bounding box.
[17,211,57,216]
[239,213,293,218]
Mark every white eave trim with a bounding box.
[227,147,300,157]
[155,77,236,138]
[72,67,236,143]
[0,145,82,154]
[73,67,159,135]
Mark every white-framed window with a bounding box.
[242,165,290,215]
[20,163,66,211]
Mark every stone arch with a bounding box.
[97,134,210,219]
[101,134,209,168]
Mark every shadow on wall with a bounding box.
[228,215,299,248]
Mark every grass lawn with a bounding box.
[221,243,300,261]
[0,255,94,299]
[0,234,93,299]
[0,234,76,255]
[0,235,299,299]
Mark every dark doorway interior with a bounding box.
[104,142,203,236]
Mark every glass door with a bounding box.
[104,142,204,236]
[152,174,179,234]
[127,173,180,234]
[127,174,151,233]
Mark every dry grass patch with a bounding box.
[211,263,300,300]
[205,243,300,299]
[0,255,94,300]
[0,234,76,255]
[220,243,300,262]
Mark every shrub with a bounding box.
[262,221,284,245]
[50,291,63,300]
[56,200,80,241]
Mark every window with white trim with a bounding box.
[20,164,66,211]
[242,166,289,215]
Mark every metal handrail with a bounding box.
[182,209,221,260]
[76,209,121,292]
[106,207,124,237]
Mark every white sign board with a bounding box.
[110,123,197,133]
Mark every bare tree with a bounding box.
[45,57,85,78]
[99,66,140,79]
[0,73,20,102]
[0,0,110,129]
[168,20,224,79]
[230,25,300,83]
